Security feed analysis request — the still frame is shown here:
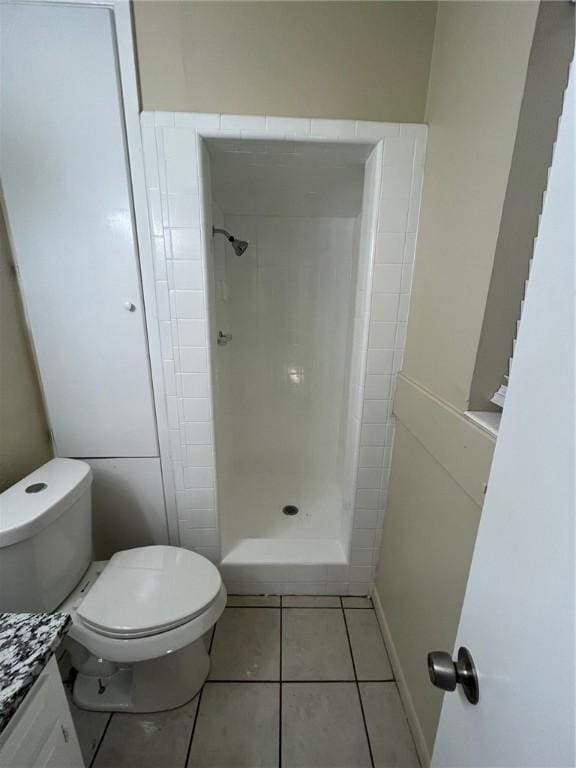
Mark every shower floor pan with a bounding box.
[219,538,349,593]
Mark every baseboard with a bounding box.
[372,588,432,768]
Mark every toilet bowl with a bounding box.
[0,458,226,713]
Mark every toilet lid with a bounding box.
[76,546,222,639]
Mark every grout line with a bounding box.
[205,678,394,684]
[184,687,205,768]
[88,712,112,768]
[279,597,283,768]
[341,599,376,768]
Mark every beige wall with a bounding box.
[404,1,538,411]
[133,1,437,122]
[375,1,540,758]
[470,1,574,409]
[0,200,52,491]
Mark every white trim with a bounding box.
[12,0,178,542]
[372,587,432,768]
[113,0,178,544]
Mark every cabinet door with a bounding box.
[0,3,158,458]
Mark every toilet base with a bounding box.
[72,635,210,713]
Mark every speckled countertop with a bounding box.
[0,613,70,735]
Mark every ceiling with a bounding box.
[206,138,371,218]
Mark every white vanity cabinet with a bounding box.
[0,657,84,768]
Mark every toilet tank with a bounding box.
[0,458,93,612]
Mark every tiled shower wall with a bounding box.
[140,112,426,594]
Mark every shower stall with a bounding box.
[206,138,371,569]
[141,114,426,594]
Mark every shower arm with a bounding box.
[212,227,234,241]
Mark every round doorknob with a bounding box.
[428,651,457,691]
[124,302,136,312]
[427,647,479,704]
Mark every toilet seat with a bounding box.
[76,545,221,639]
[63,546,227,664]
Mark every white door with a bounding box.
[432,65,574,766]
[0,3,158,458]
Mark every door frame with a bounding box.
[7,0,178,544]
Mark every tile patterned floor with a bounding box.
[62,596,420,768]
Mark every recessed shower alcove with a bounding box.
[203,137,373,576]
[141,113,426,593]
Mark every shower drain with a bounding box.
[283,505,299,516]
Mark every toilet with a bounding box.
[0,458,226,713]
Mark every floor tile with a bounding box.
[342,596,373,609]
[209,607,280,680]
[345,609,393,680]
[282,609,354,680]
[282,595,340,608]
[188,683,279,767]
[67,691,111,767]
[92,697,198,768]
[360,683,420,767]
[227,594,280,607]
[282,683,371,768]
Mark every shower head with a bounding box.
[212,227,249,256]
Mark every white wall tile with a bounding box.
[401,263,414,293]
[351,529,376,550]
[168,194,200,227]
[148,188,163,236]
[185,445,214,467]
[351,548,374,566]
[360,423,388,447]
[310,119,356,138]
[171,260,204,290]
[183,466,215,489]
[152,236,168,280]
[355,121,399,139]
[183,421,212,445]
[356,468,382,490]
[179,373,209,398]
[155,281,170,320]
[353,509,379,530]
[375,233,405,264]
[363,399,391,424]
[368,322,396,348]
[266,116,311,134]
[383,136,415,167]
[366,349,394,374]
[174,113,221,130]
[179,347,208,373]
[162,359,177,395]
[380,164,412,198]
[170,228,202,259]
[372,263,402,292]
[182,397,211,421]
[181,486,215,508]
[370,293,399,323]
[359,446,385,468]
[397,294,410,322]
[378,197,410,233]
[166,155,198,196]
[178,319,207,346]
[221,114,267,131]
[364,374,391,399]
[173,290,205,319]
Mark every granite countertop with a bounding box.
[0,613,70,736]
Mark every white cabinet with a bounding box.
[0,3,158,459]
[0,657,84,768]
